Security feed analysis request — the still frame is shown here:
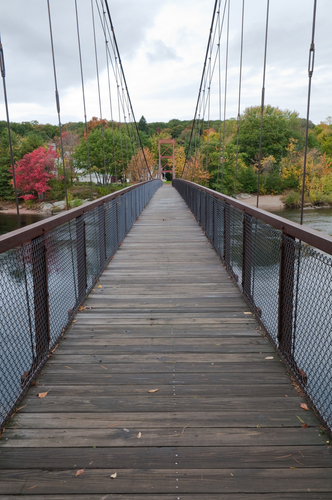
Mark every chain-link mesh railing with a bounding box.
[173,179,332,432]
[0,180,162,427]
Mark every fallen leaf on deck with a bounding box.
[137,432,142,438]
[265,357,274,360]
[110,472,117,479]
[100,366,107,370]
[243,312,252,315]
[148,389,159,393]
[65,366,72,369]
[296,415,305,423]
[78,306,86,311]
[28,485,38,490]
[97,285,102,288]
[92,289,96,292]
[76,469,85,477]
[302,423,308,428]
[37,390,50,398]
[72,320,77,323]
[300,403,309,411]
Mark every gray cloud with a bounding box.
[146,40,181,64]
[0,0,162,106]
[0,0,331,125]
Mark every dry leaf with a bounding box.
[72,320,77,323]
[65,366,72,370]
[137,432,142,438]
[148,389,159,393]
[264,357,274,360]
[110,472,117,479]
[78,306,86,311]
[28,485,38,490]
[243,312,252,315]
[300,403,309,411]
[100,366,107,370]
[76,469,85,477]
[37,390,50,399]
[97,285,102,289]
[296,415,305,424]
[92,289,96,292]
[302,423,308,428]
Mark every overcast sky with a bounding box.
[0,0,331,126]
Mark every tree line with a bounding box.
[0,108,331,207]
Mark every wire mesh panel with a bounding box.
[228,205,243,285]
[0,180,162,427]
[292,242,332,428]
[173,179,332,432]
[46,220,79,347]
[0,244,37,421]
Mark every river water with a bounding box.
[0,212,50,236]
[271,207,332,236]
[2,206,332,236]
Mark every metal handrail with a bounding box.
[0,180,153,254]
[176,179,332,255]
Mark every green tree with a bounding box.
[237,106,297,166]
[73,126,133,184]
[138,116,149,135]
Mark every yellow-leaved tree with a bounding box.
[183,151,210,185]
[125,147,156,183]
[168,145,186,178]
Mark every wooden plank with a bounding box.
[2,496,332,500]
[1,446,330,469]
[7,410,321,429]
[13,395,315,413]
[1,468,332,495]
[26,384,297,398]
[2,427,326,448]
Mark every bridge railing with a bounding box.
[0,179,162,427]
[173,179,332,432]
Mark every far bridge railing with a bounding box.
[173,179,332,433]
[0,179,162,428]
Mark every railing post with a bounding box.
[98,204,106,266]
[116,197,119,245]
[242,214,252,301]
[76,215,87,302]
[224,203,230,267]
[32,234,50,366]
[278,233,295,364]
[211,197,215,246]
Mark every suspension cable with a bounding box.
[0,35,21,228]
[217,0,222,190]
[74,0,94,200]
[91,0,108,186]
[300,0,317,225]
[182,0,219,177]
[46,0,69,210]
[104,0,152,180]
[220,0,230,194]
[234,0,245,198]
[101,0,117,182]
[256,0,270,208]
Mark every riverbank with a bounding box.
[240,194,284,211]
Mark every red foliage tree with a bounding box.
[13,146,59,197]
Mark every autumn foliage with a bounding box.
[183,151,210,185]
[14,146,59,197]
[126,147,155,182]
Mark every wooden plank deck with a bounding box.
[1,184,331,498]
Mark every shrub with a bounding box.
[281,190,301,208]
